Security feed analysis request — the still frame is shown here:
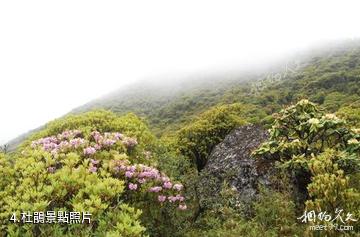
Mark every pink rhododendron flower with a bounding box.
[175,194,185,202]
[57,130,81,140]
[122,137,138,148]
[43,142,58,151]
[47,166,56,173]
[51,149,58,155]
[168,196,177,203]
[89,166,97,173]
[138,171,154,178]
[91,131,102,141]
[161,176,170,182]
[103,139,116,146]
[70,138,85,148]
[167,194,185,203]
[128,183,138,190]
[125,171,134,178]
[59,141,70,149]
[163,181,172,189]
[127,165,136,172]
[158,195,166,202]
[94,144,102,150]
[84,147,96,155]
[178,204,187,210]
[149,186,162,192]
[114,132,124,140]
[173,184,183,191]
[90,159,99,165]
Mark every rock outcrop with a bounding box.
[197,124,274,212]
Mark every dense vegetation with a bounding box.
[2,41,360,236]
[177,103,265,171]
[66,40,360,138]
[0,111,190,236]
[254,100,360,236]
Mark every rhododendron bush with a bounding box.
[254,100,360,235]
[0,111,187,236]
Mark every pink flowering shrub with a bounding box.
[1,111,189,236]
[30,129,187,210]
[110,160,186,210]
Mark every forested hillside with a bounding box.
[71,40,360,136]
[6,40,360,149]
[1,40,360,236]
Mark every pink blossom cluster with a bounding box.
[112,160,186,210]
[122,137,138,148]
[149,186,162,192]
[89,159,100,173]
[47,166,56,173]
[128,183,138,190]
[31,130,186,210]
[167,194,185,202]
[91,131,125,148]
[31,130,138,157]
[69,138,86,148]
[84,147,96,155]
[31,131,87,154]
[57,130,82,140]
[158,195,166,202]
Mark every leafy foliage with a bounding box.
[176,103,250,171]
[337,100,360,127]
[1,111,187,236]
[254,99,359,171]
[186,185,304,237]
[254,100,360,236]
[305,150,360,235]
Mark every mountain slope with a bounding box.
[72,40,360,136]
[6,40,360,150]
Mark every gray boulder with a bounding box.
[197,124,275,212]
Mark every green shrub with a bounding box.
[305,150,360,236]
[254,99,359,171]
[20,110,156,153]
[337,101,360,127]
[254,99,360,236]
[186,185,304,237]
[177,104,248,171]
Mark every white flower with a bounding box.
[308,118,320,125]
[347,138,359,145]
[298,99,309,106]
[323,113,338,120]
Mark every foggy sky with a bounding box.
[1,0,360,144]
